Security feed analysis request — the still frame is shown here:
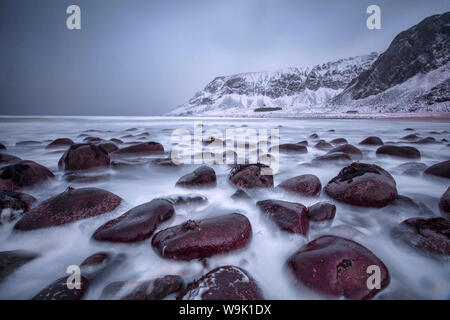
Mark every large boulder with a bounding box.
[0,153,21,166]
[393,162,427,176]
[156,194,208,207]
[96,142,119,153]
[113,142,164,156]
[175,166,216,188]
[0,160,54,191]
[151,213,252,260]
[359,136,383,145]
[275,143,308,153]
[314,140,333,150]
[58,144,110,171]
[307,202,336,222]
[0,250,39,282]
[14,187,122,230]
[32,275,89,300]
[45,138,74,149]
[0,191,36,212]
[256,199,309,235]
[391,217,449,256]
[324,162,397,208]
[0,143,5,150]
[376,145,421,159]
[286,236,390,299]
[424,160,450,179]
[330,138,348,145]
[178,266,264,300]
[312,153,352,164]
[327,144,363,160]
[93,199,174,243]
[229,164,273,189]
[277,174,321,197]
[439,187,450,218]
[80,251,126,280]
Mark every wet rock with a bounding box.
[16,141,41,146]
[45,138,74,149]
[229,164,273,189]
[324,162,397,208]
[114,142,164,156]
[404,128,414,131]
[394,162,427,176]
[231,189,253,200]
[157,194,208,207]
[151,157,179,167]
[0,153,21,166]
[309,133,319,139]
[391,217,449,256]
[32,275,89,300]
[80,251,126,280]
[327,144,363,160]
[314,140,333,150]
[330,138,348,145]
[376,145,421,159]
[152,213,252,260]
[0,143,5,150]
[0,191,36,222]
[83,137,104,143]
[307,202,336,222]
[359,136,383,145]
[297,140,308,146]
[120,275,184,300]
[274,143,308,153]
[414,137,437,144]
[286,236,390,299]
[0,160,54,191]
[93,199,174,243]
[97,142,119,153]
[58,144,110,171]
[312,153,352,164]
[176,166,216,188]
[110,138,123,144]
[63,172,110,183]
[0,250,39,282]
[277,174,321,197]
[256,199,309,235]
[14,187,122,230]
[401,134,420,141]
[424,160,450,179]
[439,187,450,218]
[389,195,434,216]
[178,266,264,300]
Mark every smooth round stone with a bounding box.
[0,250,39,282]
[256,199,309,235]
[80,251,126,280]
[14,187,122,231]
[0,160,54,191]
[0,191,36,213]
[0,143,5,150]
[393,162,427,176]
[178,266,264,300]
[274,143,308,153]
[114,275,184,300]
[414,137,437,144]
[324,162,397,208]
[45,138,74,149]
[157,194,208,206]
[0,153,21,166]
[330,138,348,145]
[314,140,333,150]
[401,134,420,141]
[376,145,421,159]
[58,144,110,171]
[16,141,41,146]
[307,202,336,222]
[97,142,119,153]
[110,138,123,144]
[113,142,164,156]
[327,144,363,160]
[229,164,273,189]
[151,213,252,261]
[32,276,89,300]
[439,187,450,218]
[312,153,352,164]
[277,174,321,197]
[424,160,450,179]
[309,133,319,139]
[359,136,383,145]
[286,236,390,299]
[92,199,174,243]
[175,165,216,188]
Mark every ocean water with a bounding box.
[0,116,449,300]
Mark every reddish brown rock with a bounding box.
[424,160,450,179]
[229,164,273,189]
[114,142,164,156]
[414,137,437,144]
[178,266,264,300]
[152,213,252,260]
[312,153,352,164]
[324,162,397,208]
[176,166,216,188]
[286,236,390,299]
[93,199,174,243]
[0,153,21,166]
[439,187,450,218]
[391,217,449,256]
[32,275,89,300]
[0,143,5,150]
[0,160,54,191]
[58,144,110,171]
[274,143,308,153]
[16,141,41,146]
[330,138,348,145]
[376,145,421,159]
[277,174,321,197]
[256,199,309,235]
[394,162,427,176]
[14,187,122,230]
[359,136,383,145]
[307,202,336,222]
[401,134,420,141]
[121,276,183,300]
[314,140,333,150]
[327,144,363,160]
[45,138,74,149]
[0,250,39,282]
[0,191,36,220]
[309,133,319,139]
[97,142,119,153]
[157,194,207,207]
[110,138,123,144]
[151,157,179,167]
[231,189,253,200]
[80,251,126,280]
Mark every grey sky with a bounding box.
[0,0,449,116]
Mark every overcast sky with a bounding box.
[0,0,448,116]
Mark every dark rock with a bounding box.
[231,189,252,200]
[0,143,5,150]
[324,162,398,207]
[157,194,208,207]
[439,187,450,218]
[327,144,363,160]
[93,199,174,243]
[16,141,41,146]
[286,236,390,299]
[83,137,104,143]
[114,142,164,156]
[414,137,438,144]
[14,187,122,230]
[376,145,421,159]
[152,213,252,260]
[359,136,383,145]
[309,133,319,139]
[229,164,273,189]
[80,251,126,280]
[0,153,21,166]
[330,138,348,145]
[0,250,39,282]
[32,275,89,300]
[404,128,414,131]
[178,266,264,300]
[151,157,180,167]
[307,202,336,222]
[394,162,427,176]
[389,195,434,216]
[424,160,450,179]
[176,166,216,188]
[0,160,54,191]
[97,142,119,153]
[63,172,110,183]
[119,275,184,300]
[274,143,308,153]
[297,140,308,146]
[45,138,74,149]
[391,217,449,256]
[277,174,321,197]
[314,140,333,150]
[0,191,36,222]
[256,199,309,235]
[312,153,352,164]
[401,134,420,141]
[58,144,110,171]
